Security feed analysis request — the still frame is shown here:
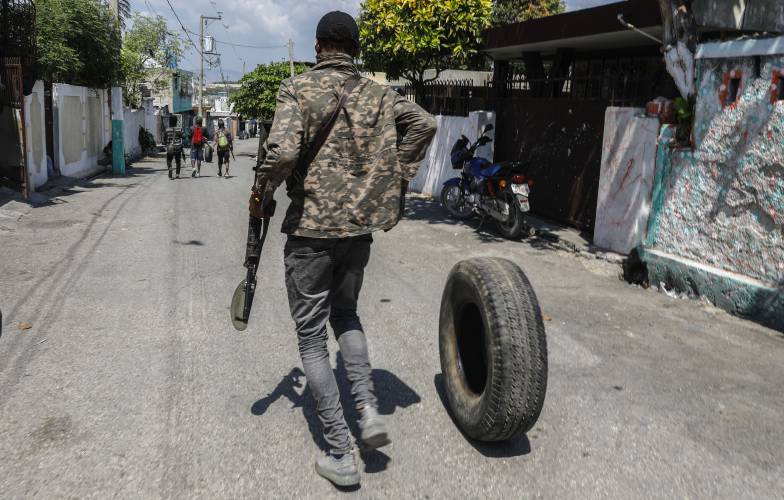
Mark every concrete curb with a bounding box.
[640,247,784,332]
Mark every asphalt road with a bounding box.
[1,139,783,499]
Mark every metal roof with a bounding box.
[483,0,662,60]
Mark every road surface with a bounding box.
[1,139,782,498]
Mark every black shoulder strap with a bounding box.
[291,75,361,184]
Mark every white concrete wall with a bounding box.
[24,81,48,191]
[409,111,496,197]
[594,107,661,254]
[52,84,110,178]
[123,108,146,160]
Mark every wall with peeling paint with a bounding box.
[595,107,660,254]
[693,0,784,33]
[647,54,784,287]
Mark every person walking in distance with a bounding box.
[164,115,185,179]
[190,116,207,177]
[214,119,233,177]
[249,11,436,488]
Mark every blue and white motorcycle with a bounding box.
[441,125,535,239]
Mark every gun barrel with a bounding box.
[243,267,256,321]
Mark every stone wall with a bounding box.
[648,54,784,286]
[693,0,784,33]
[641,46,784,330]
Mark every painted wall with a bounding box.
[646,54,784,287]
[693,0,784,33]
[171,70,193,114]
[594,107,660,254]
[408,111,495,197]
[24,81,48,190]
[123,108,146,160]
[52,84,110,178]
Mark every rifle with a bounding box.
[230,129,272,331]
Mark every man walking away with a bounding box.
[164,115,185,179]
[214,119,233,177]
[251,11,436,488]
[191,116,207,177]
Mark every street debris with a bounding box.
[16,322,33,330]
[657,282,697,301]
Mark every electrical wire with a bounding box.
[185,29,285,50]
[164,0,199,53]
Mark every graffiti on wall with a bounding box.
[650,55,784,285]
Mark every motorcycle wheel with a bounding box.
[495,192,524,239]
[438,258,548,441]
[441,184,473,220]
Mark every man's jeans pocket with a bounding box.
[286,249,332,296]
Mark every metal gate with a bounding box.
[0,56,29,197]
[491,99,607,231]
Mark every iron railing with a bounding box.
[408,55,676,116]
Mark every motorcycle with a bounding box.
[441,124,535,239]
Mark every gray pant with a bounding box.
[284,234,377,456]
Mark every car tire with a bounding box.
[439,258,548,441]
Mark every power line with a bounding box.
[164,0,199,53]
[184,29,285,50]
[143,0,160,17]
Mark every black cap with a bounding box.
[316,11,359,47]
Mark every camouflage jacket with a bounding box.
[257,52,437,238]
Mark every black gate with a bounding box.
[491,99,607,231]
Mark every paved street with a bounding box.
[1,139,782,499]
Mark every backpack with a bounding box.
[217,129,229,149]
[192,125,204,146]
[166,127,183,154]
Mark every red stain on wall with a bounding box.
[771,71,783,104]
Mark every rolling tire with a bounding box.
[439,258,547,441]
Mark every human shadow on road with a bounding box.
[433,374,531,458]
[251,356,421,474]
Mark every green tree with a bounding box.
[121,13,183,106]
[229,62,310,120]
[36,0,122,88]
[358,0,493,91]
[491,0,564,25]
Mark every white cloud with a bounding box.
[135,0,614,82]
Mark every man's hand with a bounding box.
[249,188,276,219]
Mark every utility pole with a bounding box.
[287,39,295,78]
[108,0,125,175]
[198,13,222,118]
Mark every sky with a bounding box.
[132,0,615,83]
